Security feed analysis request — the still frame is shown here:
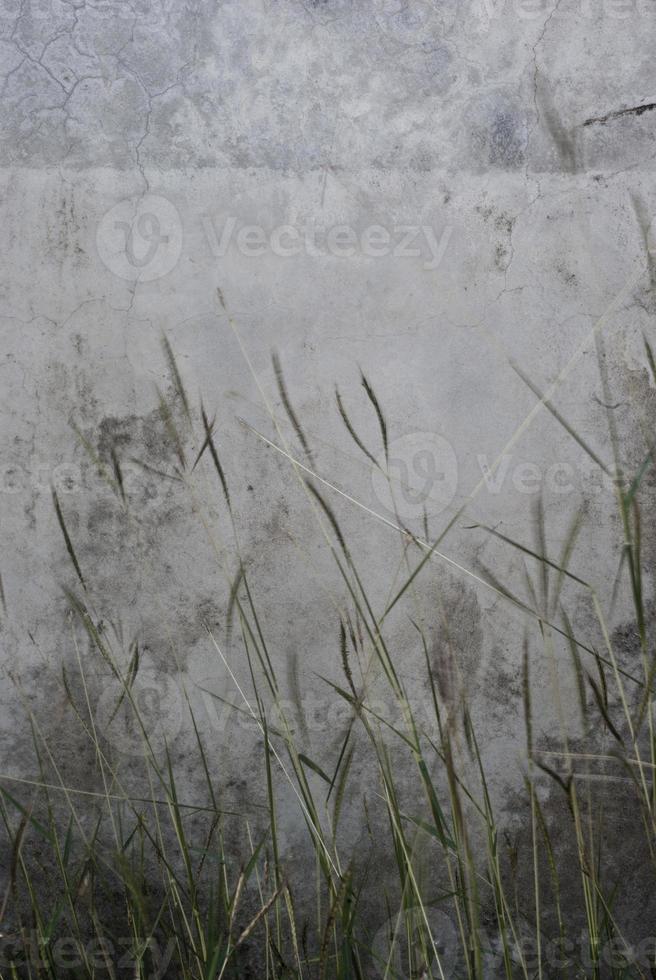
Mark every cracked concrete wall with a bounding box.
[2,0,656,948]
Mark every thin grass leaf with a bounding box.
[473,523,590,590]
[0,787,52,844]
[624,449,654,507]
[631,195,656,287]
[110,445,126,504]
[156,385,187,471]
[128,456,183,483]
[360,370,388,462]
[587,672,624,744]
[226,563,245,641]
[298,753,331,784]
[305,479,348,556]
[162,332,192,424]
[234,880,286,948]
[0,799,32,924]
[523,637,533,759]
[552,504,586,614]
[107,641,141,724]
[561,609,588,727]
[200,404,231,509]
[335,386,380,468]
[508,356,610,475]
[71,422,120,496]
[339,618,357,700]
[272,351,313,464]
[534,761,573,803]
[52,489,86,590]
[331,743,355,833]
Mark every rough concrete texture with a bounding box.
[2,0,656,957]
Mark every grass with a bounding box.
[1,323,656,979]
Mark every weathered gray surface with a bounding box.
[1,0,655,938]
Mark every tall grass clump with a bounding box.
[2,323,656,979]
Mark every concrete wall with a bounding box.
[2,0,656,944]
